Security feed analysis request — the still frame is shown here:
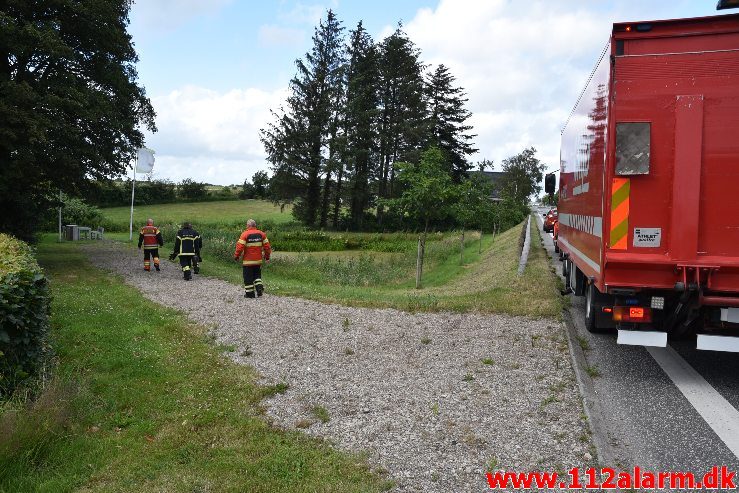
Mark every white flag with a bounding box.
[136,148,155,173]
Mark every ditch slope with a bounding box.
[85,242,594,492]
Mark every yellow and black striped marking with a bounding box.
[610,177,630,249]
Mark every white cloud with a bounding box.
[131,0,233,34]
[396,0,698,175]
[258,24,306,47]
[396,0,613,174]
[141,85,288,185]
[279,1,337,25]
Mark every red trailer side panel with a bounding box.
[558,43,610,283]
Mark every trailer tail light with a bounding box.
[612,306,653,323]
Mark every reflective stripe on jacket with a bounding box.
[173,228,202,257]
[138,225,164,249]
[234,227,271,266]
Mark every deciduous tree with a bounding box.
[499,147,546,205]
[383,147,455,288]
[0,1,156,240]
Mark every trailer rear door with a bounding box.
[608,23,739,292]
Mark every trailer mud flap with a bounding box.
[697,335,739,353]
[617,329,667,347]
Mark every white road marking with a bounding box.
[647,346,739,460]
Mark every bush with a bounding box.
[494,199,530,232]
[178,179,208,201]
[60,195,104,227]
[0,235,50,395]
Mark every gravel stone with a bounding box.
[85,242,594,492]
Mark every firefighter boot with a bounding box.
[154,257,160,271]
[255,279,264,297]
[244,284,255,298]
[193,262,200,275]
[183,266,192,281]
[144,260,151,271]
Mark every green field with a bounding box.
[100,199,294,232]
[0,238,391,492]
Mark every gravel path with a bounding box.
[84,243,594,492]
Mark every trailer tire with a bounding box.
[584,282,615,333]
[585,282,600,332]
[570,263,586,296]
[563,259,571,289]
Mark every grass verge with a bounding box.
[93,213,562,317]
[0,239,391,493]
[194,217,563,317]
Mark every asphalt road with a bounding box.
[534,209,739,477]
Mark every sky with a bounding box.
[128,0,727,186]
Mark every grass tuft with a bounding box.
[585,365,601,378]
[576,336,590,351]
[311,405,330,424]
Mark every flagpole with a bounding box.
[129,156,137,241]
[58,189,62,242]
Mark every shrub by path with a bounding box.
[84,242,595,493]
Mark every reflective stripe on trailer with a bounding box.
[610,178,630,249]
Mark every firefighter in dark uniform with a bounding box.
[233,219,271,298]
[169,222,202,280]
[138,218,164,271]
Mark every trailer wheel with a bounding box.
[585,282,599,332]
[570,263,586,296]
[563,259,571,289]
[584,282,614,333]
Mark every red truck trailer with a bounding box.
[556,13,739,351]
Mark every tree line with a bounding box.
[0,3,547,241]
[261,11,480,231]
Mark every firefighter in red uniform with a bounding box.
[233,219,271,298]
[137,218,164,271]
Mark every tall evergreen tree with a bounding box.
[376,27,427,225]
[261,104,309,209]
[261,10,344,227]
[344,22,379,229]
[425,64,477,181]
[0,1,156,240]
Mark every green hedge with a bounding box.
[0,234,50,395]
